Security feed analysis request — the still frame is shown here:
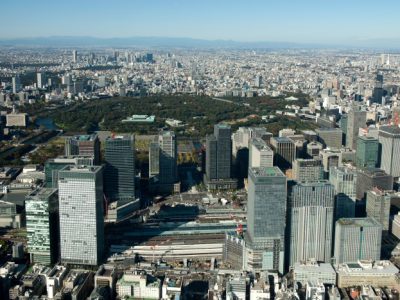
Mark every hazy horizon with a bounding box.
[2,0,400,48]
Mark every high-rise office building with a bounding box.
[12,75,22,94]
[346,107,367,150]
[372,74,384,103]
[379,126,400,178]
[270,137,296,170]
[72,50,78,63]
[288,181,334,266]
[356,168,393,200]
[58,165,104,266]
[292,159,323,182]
[249,138,273,169]
[246,167,287,272]
[62,74,72,85]
[306,141,323,159]
[301,130,318,143]
[340,115,348,145]
[36,72,45,89]
[64,134,101,165]
[329,166,357,219]
[366,189,392,231]
[315,128,343,149]
[320,149,342,173]
[44,156,94,188]
[356,136,379,168]
[334,218,382,264]
[149,141,160,177]
[158,131,177,184]
[214,124,232,178]
[104,135,135,201]
[26,188,59,265]
[372,87,384,104]
[205,124,237,190]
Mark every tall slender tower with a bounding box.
[26,188,59,265]
[379,125,400,178]
[104,135,135,201]
[72,50,78,63]
[158,131,178,184]
[205,124,237,190]
[346,107,367,150]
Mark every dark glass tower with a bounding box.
[206,124,232,180]
[104,135,135,201]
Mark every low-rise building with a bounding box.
[116,270,161,299]
[293,259,336,285]
[335,260,400,289]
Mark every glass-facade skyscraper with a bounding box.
[58,165,104,266]
[158,131,177,184]
[26,188,59,265]
[246,167,287,272]
[356,136,379,168]
[104,135,135,201]
[205,124,237,190]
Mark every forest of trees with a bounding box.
[30,93,314,137]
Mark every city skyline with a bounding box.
[2,0,400,48]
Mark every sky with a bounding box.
[2,0,400,45]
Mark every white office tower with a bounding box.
[37,72,44,89]
[58,165,104,266]
[232,127,272,156]
[72,49,78,63]
[334,218,382,264]
[249,138,273,168]
[379,126,400,178]
[288,181,334,266]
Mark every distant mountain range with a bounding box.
[0,36,400,49]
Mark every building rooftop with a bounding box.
[379,125,400,135]
[293,260,335,274]
[337,217,382,228]
[358,167,391,177]
[250,167,285,177]
[295,180,331,187]
[272,136,294,143]
[316,127,342,132]
[215,123,231,129]
[71,134,97,141]
[251,138,272,151]
[337,260,399,275]
[60,165,102,173]
[27,188,57,199]
[106,134,133,141]
[358,135,378,141]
